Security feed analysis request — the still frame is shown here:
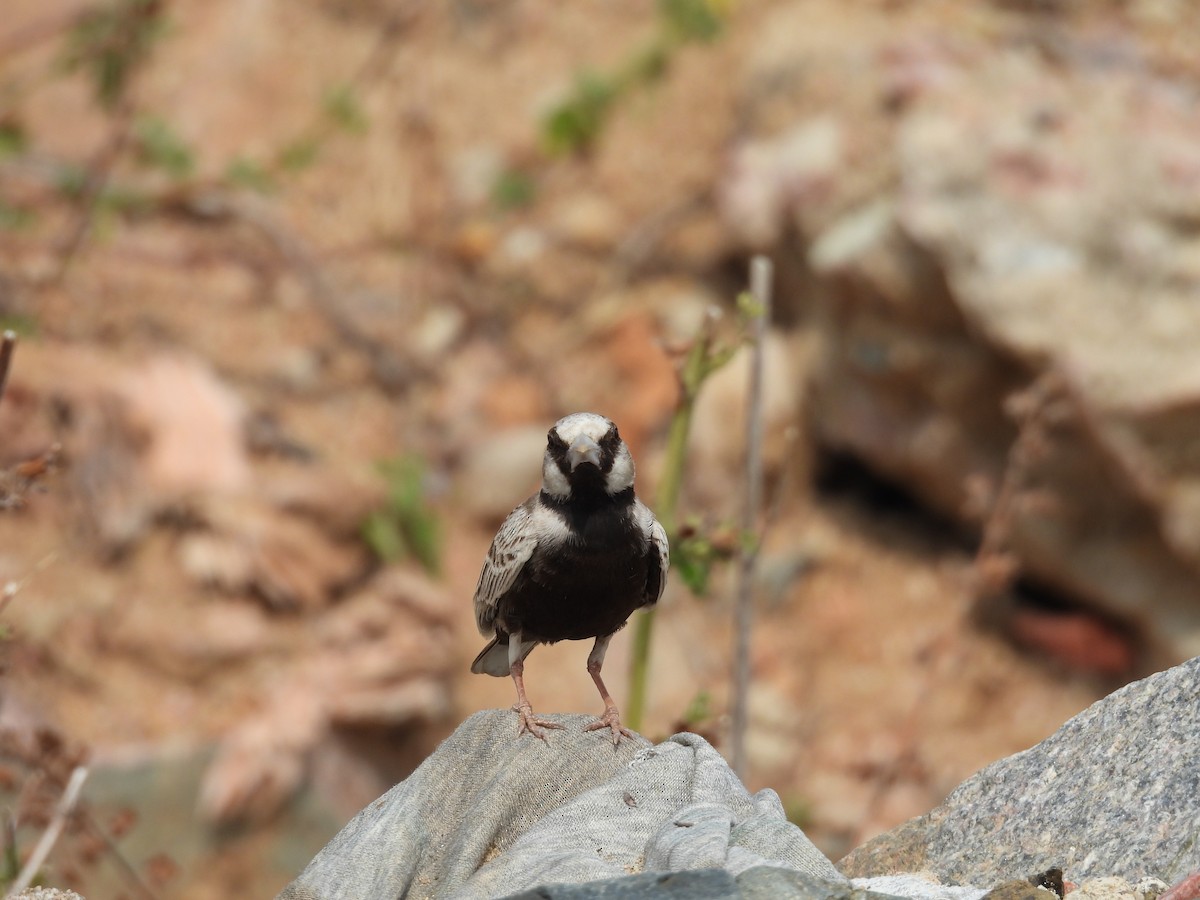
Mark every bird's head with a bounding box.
[541,412,634,501]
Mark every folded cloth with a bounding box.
[277,710,843,900]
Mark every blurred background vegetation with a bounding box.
[3,0,1199,896]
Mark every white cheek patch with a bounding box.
[605,448,635,494]
[542,455,571,499]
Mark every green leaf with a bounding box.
[737,527,759,556]
[403,510,442,576]
[323,84,369,134]
[540,71,620,156]
[133,116,194,179]
[735,289,766,321]
[365,455,443,575]
[674,532,717,596]
[782,793,813,828]
[0,120,27,158]
[0,313,39,336]
[377,456,421,508]
[224,157,277,193]
[627,41,671,85]
[54,164,89,200]
[491,168,537,211]
[96,183,151,216]
[0,200,36,231]
[681,690,713,727]
[61,0,169,109]
[362,511,404,563]
[657,0,724,43]
[276,138,321,172]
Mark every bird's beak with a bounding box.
[567,433,602,470]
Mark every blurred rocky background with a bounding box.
[1,0,1198,896]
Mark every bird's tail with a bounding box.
[470,635,535,677]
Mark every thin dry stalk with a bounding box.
[223,196,412,391]
[602,188,711,293]
[973,370,1072,602]
[0,331,15,406]
[0,550,60,618]
[52,100,137,282]
[5,765,88,898]
[730,255,772,781]
[77,808,162,900]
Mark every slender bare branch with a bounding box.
[731,255,772,781]
[0,331,15,406]
[78,807,162,900]
[52,100,137,282]
[5,765,89,898]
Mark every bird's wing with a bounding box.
[636,500,670,607]
[473,498,539,636]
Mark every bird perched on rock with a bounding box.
[471,412,669,745]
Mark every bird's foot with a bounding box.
[512,702,565,742]
[584,706,636,746]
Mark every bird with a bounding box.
[470,412,669,745]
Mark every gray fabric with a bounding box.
[278,710,843,900]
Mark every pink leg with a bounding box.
[508,639,563,742]
[582,635,636,746]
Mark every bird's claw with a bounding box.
[584,706,636,746]
[513,702,564,742]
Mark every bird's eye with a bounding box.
[547,430,567,450]
[600,426,621,453]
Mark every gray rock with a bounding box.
[852,875,987,900]
[738,866,906,899]
[500,870,740,900]
[498,866,908,899]
[838,655,1200,884]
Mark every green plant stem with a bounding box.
[625,609,655,733]
[625,329,713,732]
[654,383,695,539]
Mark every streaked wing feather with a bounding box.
[473,499,538,635]
[637,500,670,607]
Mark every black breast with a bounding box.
[496,491,653,644]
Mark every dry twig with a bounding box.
[75,807,162,900]
[52,100,137,282]
[0,331,15,406]
[972,370,1073,601]
[730,256,771,780]
[5,765,88,898]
